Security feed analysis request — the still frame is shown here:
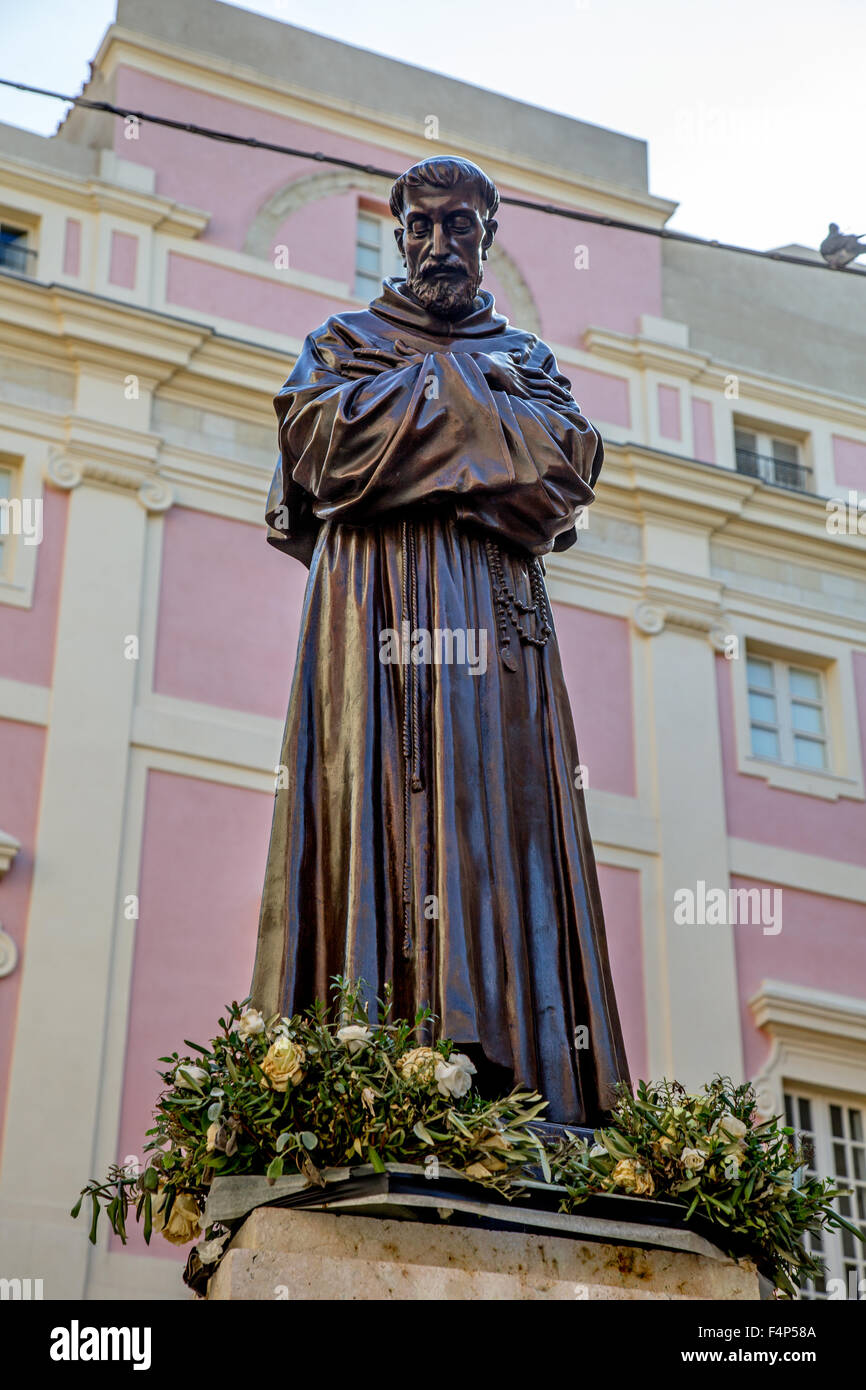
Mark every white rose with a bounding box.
[175,1063,208,1089]
[434,1052,477,1099]
[336,1024,372,1055]
[681,1146,705,1172]
[716,1113,748,1142]
[196,1236,228,1265]
[238,1007,265,1039]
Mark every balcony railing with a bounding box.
[0,240,37,275]
[735,447,812,493]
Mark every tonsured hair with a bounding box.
[389,157,500,222]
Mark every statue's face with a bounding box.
[395,182,497,317]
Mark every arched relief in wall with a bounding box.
[243,168,542,335]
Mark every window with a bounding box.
[784,1090,866,1300]
[734,427,811,492]
[0,465,11,578]
[0,223,35,275]
[354,211,403,300]
[747,655,828,770]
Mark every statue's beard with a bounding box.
[405,264,482,318]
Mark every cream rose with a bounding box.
[398,1046,438,1086]
[152,1188,201,1246]
[174,1063,208,1089]
[681,1146,705,1172]
[715,1113,748,1142]
[196,1236,228,1265]
[611,1158,655,1196]
[238,1007,265,1040]
[260,1036,305,1092]
[434,1052,476,1099]
[336,1024,372,1055]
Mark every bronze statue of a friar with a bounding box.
[250,155,630,1125]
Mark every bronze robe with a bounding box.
[251,277,629,1124]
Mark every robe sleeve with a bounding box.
[267,322,601,559]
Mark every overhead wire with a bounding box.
[0,76,862,276]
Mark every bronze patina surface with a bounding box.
[251,157,630,1124]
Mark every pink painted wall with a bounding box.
[716,654,866,866]
[570,366,630,428]
[114,770,275,1256]
[732,876,866,1077]
[108,230,138,289]
[62,218,81,277]
[691,397,715,463]
[657,384,681,441]
[553,604,636,797]
[0,488,68,687]
[832,435,866,489]
[0,720,47,1154]
[113,67,663,348]
[597,863,647,1083]
[272,189,359,287]
[153,506,306,719]
[165,251,352,335]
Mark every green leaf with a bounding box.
[300,1131,318,1151]
[538,1146,552,1184]
[276,1132,293,1153]
[70,1194,84,1220]
[141,1166,160,1192]
[367,1147,386,1173]
[413,1120,434,1146]
[266,1156,284,1183]
[89,1193,100,1245]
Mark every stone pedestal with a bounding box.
[208,1207,759,1301]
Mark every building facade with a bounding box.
[0,0,864,1299]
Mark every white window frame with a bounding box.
[353,207,403,301]
[749,981,866,1300]
[746,654,829,772]
[0,210,39,279]
[0,442,48,610]
[734,423,812,492]
[783,1087,866,1300]
[729,625,864,801]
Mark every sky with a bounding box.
[1,0,864,252]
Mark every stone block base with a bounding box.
[208,1207,759,1300]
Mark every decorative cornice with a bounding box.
[749,980,866,1118]
[633,599,730,649]
[0,828,21,878]
[45,445,173,513]
[586,326,866,433]
[92,29,678,230]
[0,152,210,238]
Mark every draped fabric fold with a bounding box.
[252,278,630,1124]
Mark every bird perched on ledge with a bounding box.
[820,222,866,268]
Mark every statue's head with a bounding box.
[389,156,499,317]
